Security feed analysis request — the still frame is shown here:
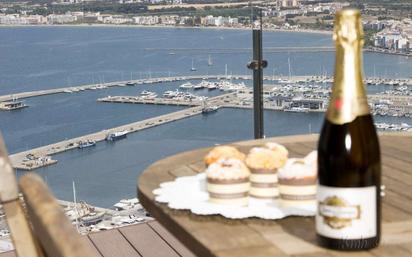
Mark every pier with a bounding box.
[98,95,202,107]
[100,87,411,114]
[10,93,233,170]
[1,74,411,103]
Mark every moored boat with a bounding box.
[202,105,219,114]
[106,130,128,141]
[78,140,96,149]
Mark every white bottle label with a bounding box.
[316,185,377,240]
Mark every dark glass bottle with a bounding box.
[316,9,381,250]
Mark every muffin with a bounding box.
[265,142,289,162]
[278,151,317,207]
[204,146,245,166]
[206,158,250,206]
[245,147,288,199]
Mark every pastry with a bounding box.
[206,158,250,206]
[245,147,287,199]
[204,145,245,166]
[278,151,317,207]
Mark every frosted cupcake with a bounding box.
[278,151,317,207]
[245,147,288,199]
[204,146,246,166]
[265,142,289,161]
[206,158,250,206]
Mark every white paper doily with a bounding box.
[153,173,316,220]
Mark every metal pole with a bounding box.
[248,8,266,139]
[252,29,264,139]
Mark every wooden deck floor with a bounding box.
[0,221,195,257]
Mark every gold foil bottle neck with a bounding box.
[333,9,364,49]
[326,8,370,125]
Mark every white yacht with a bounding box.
[140,90,153,96]
[163,90,179,98]
[207,83,217,90]
[284,107,310,113]
[193,83,204,90]
[179,82,193,89]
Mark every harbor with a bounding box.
[99,81,412,116]
[5,74,411,170]
[1,74,411,104]
[9,92,233,170]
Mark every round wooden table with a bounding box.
[138,133,412,257]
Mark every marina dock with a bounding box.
[10,93,232,170]
[1,74,411,103]
[6,74,412,170]
[99,87,411,114]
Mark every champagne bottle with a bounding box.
[316,9,381,250]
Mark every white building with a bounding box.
[102,16,133,24]
[47,14,77,24]
[202,15,238,27]
[0,14,47,25]
[133,16,159,25]
[279,0,299,8]
[159,15,178,25]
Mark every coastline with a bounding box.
[2,24,410,56]
[0,23,332,35]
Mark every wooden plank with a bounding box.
[168,165,198,178]
[138,189,215,257]
[232,134,319,147]
[246,219,322,255]
[147,221,196,257]
[19,174,97,257]
[299,140,318,151]
[189,220,272,252]
[383,190,412,215]
[276,217,318,246]
[187,161,205,173]
[119,223,180,257]
[371,245,412,257]
[381,202,412,222]
[215,245,289,257]
[399,242,412,255]
[380,144,412,164]
[381,221,412,245]
[88,230,141,257]
[282,143,310,157]
[328,251,376,257]
[83,237,103,257]
[382,157,412,179]
[382,165,412,187]
[292,252,335,257]
[380,137,412,155]
[382,176,412,201]
[0,251,16,257]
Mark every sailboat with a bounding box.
[190,59,197,71]
[208,55,213,66]
[288,56,292,81]
[225,64,228,79]
[279,58,292,84]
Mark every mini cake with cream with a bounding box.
[265,142,289,162]
[204,146,246,166]
[278,151,317,207]
[206,158,250,206]
[245,146,288,199]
